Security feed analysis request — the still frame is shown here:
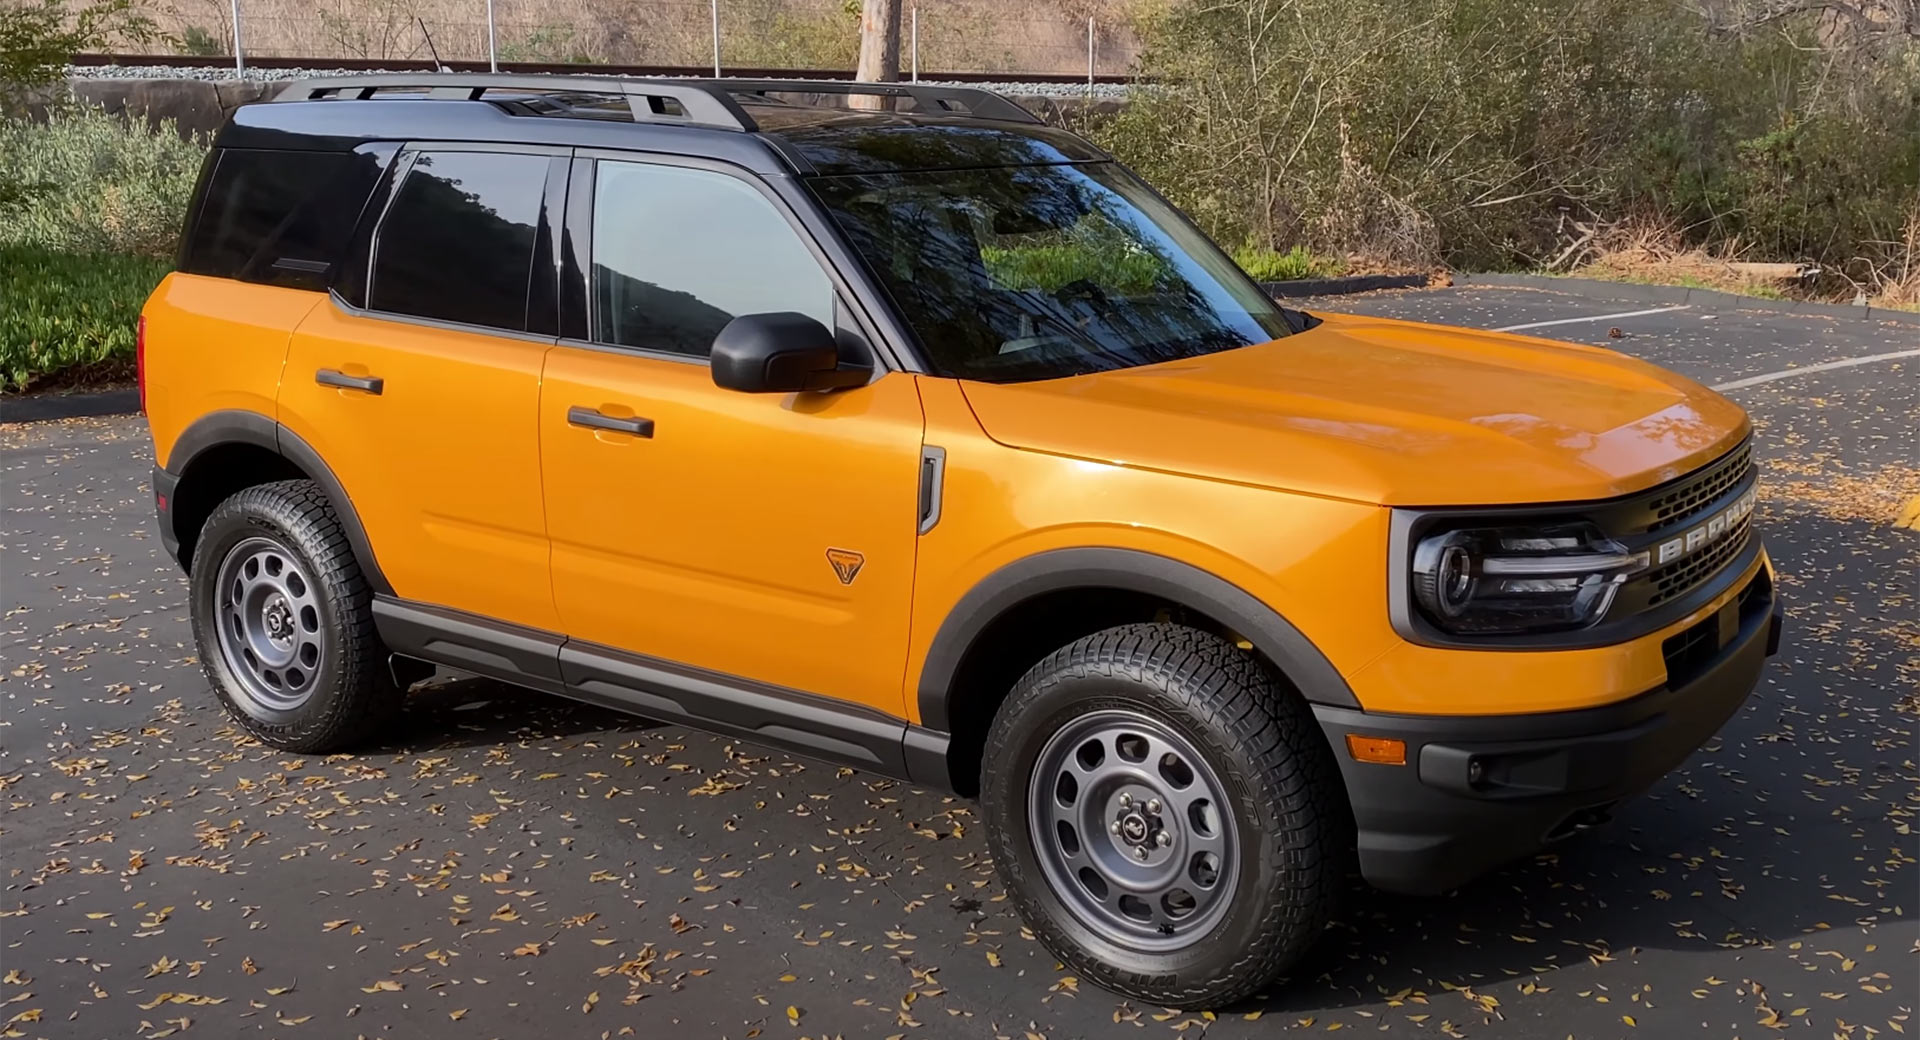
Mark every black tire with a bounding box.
[189,479,398,752]
[981,623,1348,1009]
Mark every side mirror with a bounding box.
[710,312,869,393]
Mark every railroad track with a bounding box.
[70,52,1134,86]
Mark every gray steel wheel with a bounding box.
[1028,708,1240,950]
[212,535,326,717]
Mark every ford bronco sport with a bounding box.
[142,75,1781,1008]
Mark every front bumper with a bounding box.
[1315,566,1781,895]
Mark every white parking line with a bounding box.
[1710,348,1920,391]
[1492,305,1691,332]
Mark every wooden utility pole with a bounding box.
[852,0,903,109]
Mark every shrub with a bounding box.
[1101,0,1918,284]
[177,25,223,56]
[0,99,208,259]
[1,244,169,391]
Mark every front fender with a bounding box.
[915,546,1362,734]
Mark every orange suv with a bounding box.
[142,75,1780,1008]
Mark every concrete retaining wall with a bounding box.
[17,79,279,138]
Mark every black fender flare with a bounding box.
[915,547,1360,733]
[164,409,392,595]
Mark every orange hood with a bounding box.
[956,312,1751,506]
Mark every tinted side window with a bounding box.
[182,147,388,291]
[591,161,831,357]
[369,150,547,331]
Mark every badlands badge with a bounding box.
[825,548,865,585]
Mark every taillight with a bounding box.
[136,315,148,414]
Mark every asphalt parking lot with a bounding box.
[3,283,1915,1039]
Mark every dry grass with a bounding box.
[1566,216,1920,311]
[1860,211,1920,311]
[1570,221,1800,300]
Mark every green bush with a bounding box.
[1,244,169,391]
[0,99,207,259]
[1231,245,1341,283]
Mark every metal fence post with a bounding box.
[485,0,498,72]
[710,0,721,76]
[910,5,918,83]
[1086,16,1094,99]
[230,0,245,73]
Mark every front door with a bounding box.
[539,156,926,716]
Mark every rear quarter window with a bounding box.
[180,145,394,291]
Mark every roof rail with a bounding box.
[273,75,756,131]
[272,74,1041,131]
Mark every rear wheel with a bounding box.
[981,623,1347,1008]
[190,480,397,752]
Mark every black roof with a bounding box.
[215,75,1110,177]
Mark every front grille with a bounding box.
[1639,441,1752,533]
[1644,518,1752,607]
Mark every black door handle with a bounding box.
[316,369,383,394]
[568,406,654,438]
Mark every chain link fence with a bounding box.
[149,0,1137,76]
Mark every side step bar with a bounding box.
[371,595,952,788]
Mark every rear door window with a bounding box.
[368,150,548,332]
[181,146,392,291]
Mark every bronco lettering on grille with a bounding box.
[1654,486,1757,566]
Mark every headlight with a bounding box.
[1410,523,1647,635]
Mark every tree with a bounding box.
[851,0,902,110]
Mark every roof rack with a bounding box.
[272,74,1041,131]
[274,75,755,130]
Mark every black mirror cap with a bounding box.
[710,312,870,393]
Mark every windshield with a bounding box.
[809,162,1303,383]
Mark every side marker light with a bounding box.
[1345,734,1407,765]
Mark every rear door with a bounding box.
[278,145,567,632]
[537,154,926,716]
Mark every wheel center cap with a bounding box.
[263,598,293,641]
[1110,792,1175,858]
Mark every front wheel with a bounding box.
[981,624,1348,1009]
